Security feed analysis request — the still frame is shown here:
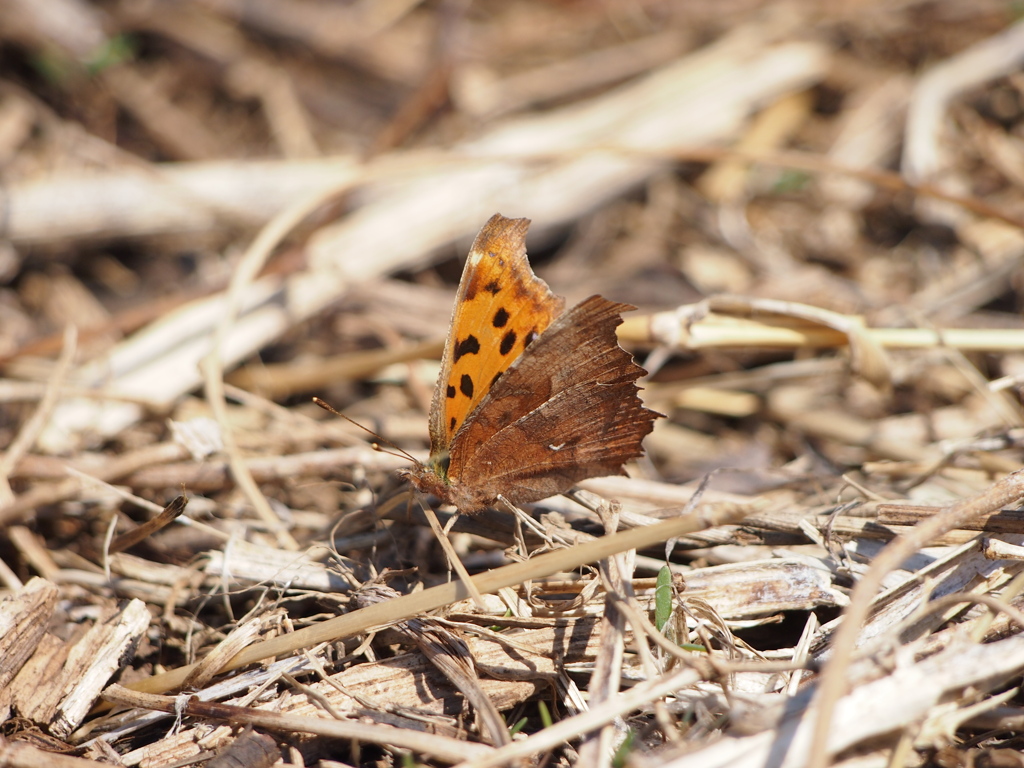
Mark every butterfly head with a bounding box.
[401,449,466,509]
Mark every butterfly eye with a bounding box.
[428,451,451,481]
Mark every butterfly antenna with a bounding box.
[312,397,420,464]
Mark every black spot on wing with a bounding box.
[523,329,538,348]
[500,330,517,355]
[460,374,474,398]
[453,335,480,362]
[446,385,456,398]
[492,307,509,327]
[485,281,501,295]
[450,416,457,432]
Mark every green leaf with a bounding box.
[538,699,553,729]
[509,717,529,737]
[654,565,673,631]
[612,729,636,768]
[86,34,137,74]
[30,51,73,86]
[772,169,811,193]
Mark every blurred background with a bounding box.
[4,3,1024,763]
[2,0,1023,482]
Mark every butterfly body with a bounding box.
[404,214,659,513]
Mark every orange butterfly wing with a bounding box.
[427,214,564,454]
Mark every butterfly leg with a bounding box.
[441,512,462,536]
[499,494,596,552]
[497,494,540,559]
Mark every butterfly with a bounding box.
[402,214,660,513]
